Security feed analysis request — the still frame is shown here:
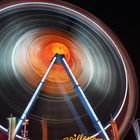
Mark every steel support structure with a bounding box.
[14,56,57,136]
[14,54,109,140]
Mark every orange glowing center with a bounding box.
[51,42,68,55]
[16,29,86,94]
[44,42,70,63]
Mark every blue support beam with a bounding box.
[57,54,109,140]
[14,56,57,136]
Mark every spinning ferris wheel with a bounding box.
[0,1,138,140]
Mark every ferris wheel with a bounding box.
[0,1,138,140]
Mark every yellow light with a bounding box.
[50,42,69,55]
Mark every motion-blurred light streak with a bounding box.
[0,1,138,139]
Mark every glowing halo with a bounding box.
[0,1,138,140]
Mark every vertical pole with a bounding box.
[132,119,140,140]
[111,120,119,140]
[14,56,57,136]
[23,121,27,140]
[8,116,16,140]
[42,116,48,140]
[58,54,109,140]
[22,119,29,140]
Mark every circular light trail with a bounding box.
[0,1,138,140]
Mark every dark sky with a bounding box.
[62,0,140,139]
